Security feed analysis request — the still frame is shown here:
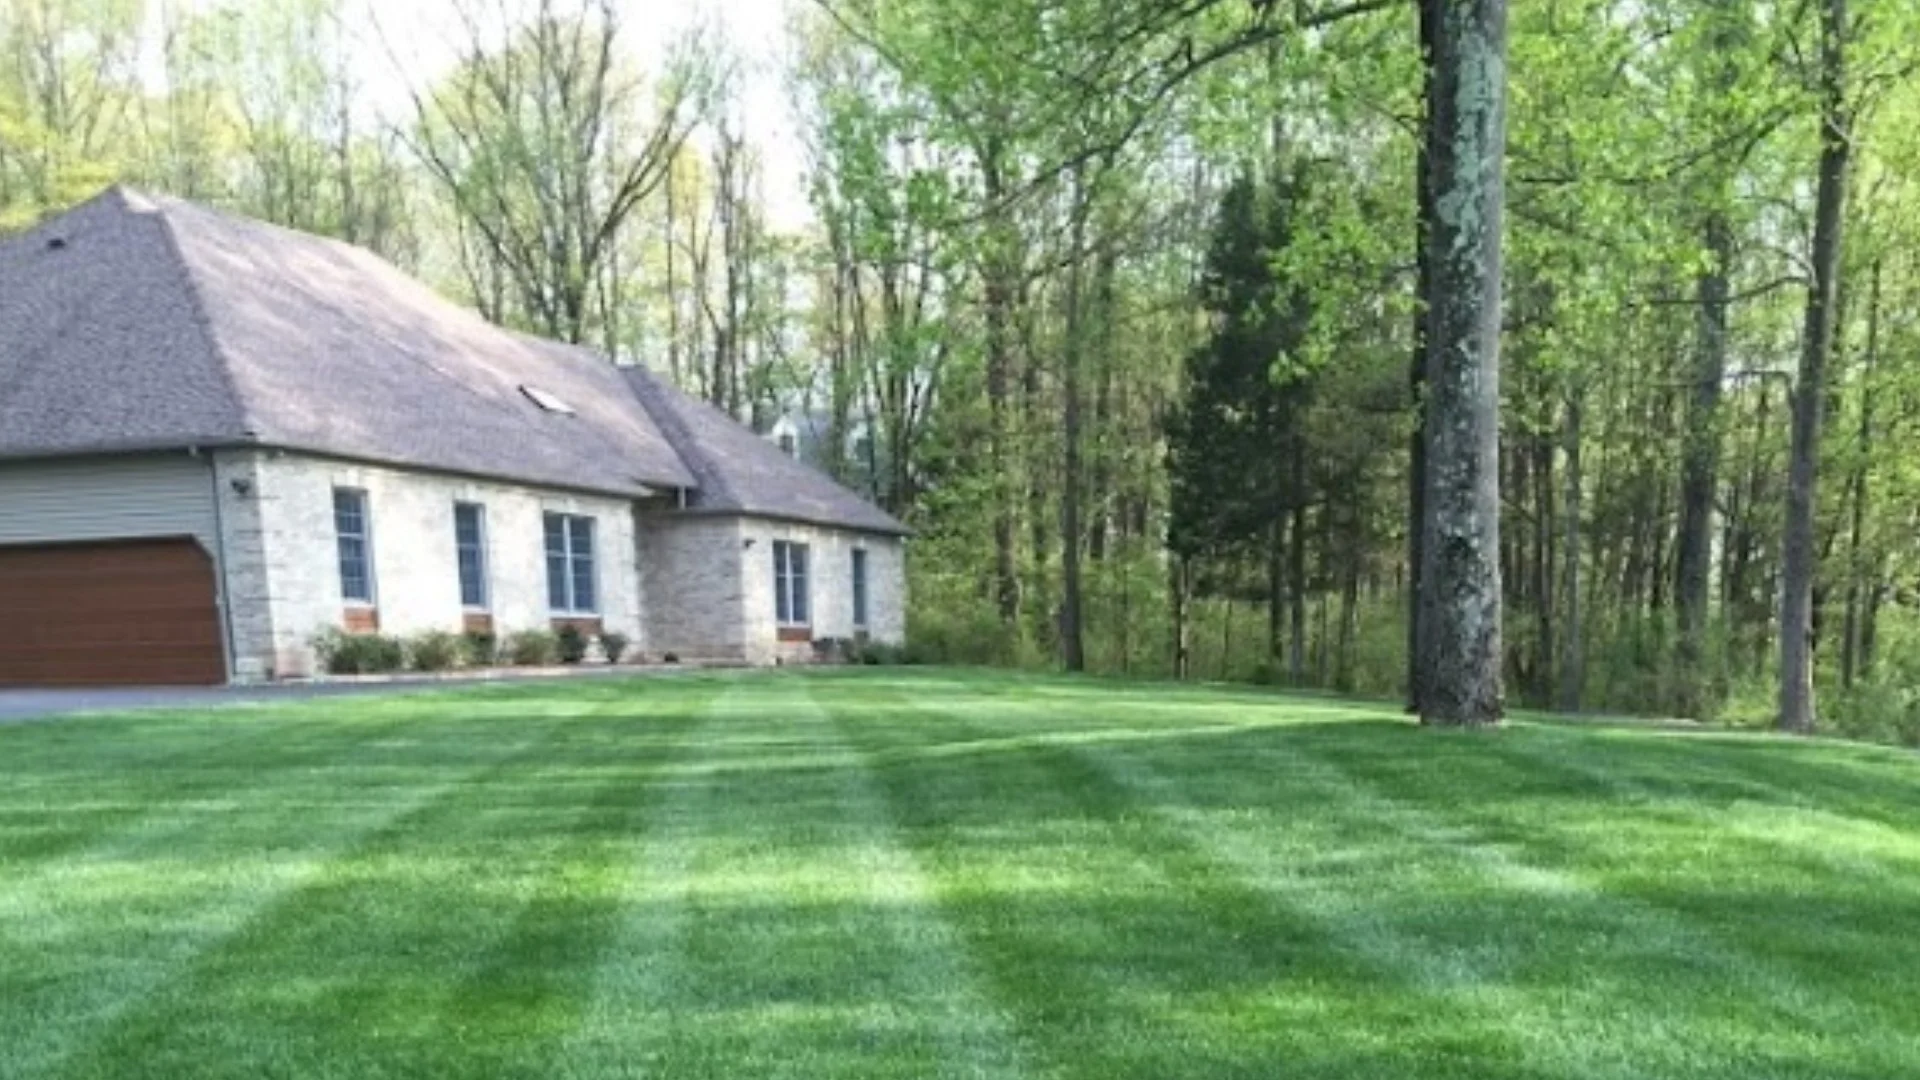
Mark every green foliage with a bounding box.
[599,631,630,665]
[311,628,405,676]
[407,631,463,673]
[505,629,559,667]
[555,625,589,665]
[462,630,499,668]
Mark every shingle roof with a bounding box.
[0,190,248,458]
[0,187,693,496]
[623,365,910,536]
[0,188,908,535]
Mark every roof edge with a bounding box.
[144,197,260,441]
[661,505,915,538]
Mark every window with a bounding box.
[520,384,577,415]
[454,503,488,609]
[778,432,798,458]
[774,541,810,626]
[544,513,597,613]
[333,488,374,604]
[851,549,869,628]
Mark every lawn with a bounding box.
[3,671,1919,1079]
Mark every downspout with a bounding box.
[199,447,241,684]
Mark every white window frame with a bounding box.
[774,540,810,628]
[454,502,489,611]
[544,512,599,614]
[851,548,870,629]
[333,487,375,605]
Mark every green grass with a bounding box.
[3,670,1919,1079]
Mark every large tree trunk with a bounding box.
[1418,0,1509,727]
[1406,0,1438,713]
[1779,0,1850,735]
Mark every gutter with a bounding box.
[197,446,242,685]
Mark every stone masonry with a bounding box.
[212,449,906,680]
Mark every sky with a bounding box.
[147,0,814,226]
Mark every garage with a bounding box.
[0,538,226,686]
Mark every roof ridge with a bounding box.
[141,197,260,443]
[622,365,730,503]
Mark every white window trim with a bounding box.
[545,512,599,615]
[334,487,376,607]
[774,540,811,628]
[455,502,490,611]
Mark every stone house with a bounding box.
[0,188,908,686]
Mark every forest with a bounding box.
[3,0,1917,738]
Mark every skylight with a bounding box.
[520,385,576,416]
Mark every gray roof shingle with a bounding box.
[1,187,693,496]
[0,188,907,535]
[623,365,910,536]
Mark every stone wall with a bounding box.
[735,518,907,664]
[211,449,908,679]
[219,449,643,679]
[637,515,748,661]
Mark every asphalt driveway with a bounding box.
[0,667,693,724]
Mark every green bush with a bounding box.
[408,630,463,673]
[600,631,630,664]
[461,630,498,667]
[312,628,405,675]
[556,625,589,664]
[850,640,927,666]
[505,629,558,666]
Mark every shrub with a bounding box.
[312,628,405,675]
[853,641,902,665]
[408,630,463,673]
[662,651,680,664]
[461,630,498,668]
[505,629,558,666]
[556,625,589,664]
[600,631,630,665]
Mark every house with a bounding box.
[0,188,909,686]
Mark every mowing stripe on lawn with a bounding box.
[1313,721,1920,1048]
[0,701,442,867]
[615,677,1028,1080]
[2,712,555,1080]
[826,682,1498,1080]
[1018,694,1915,1079]
[37,686,713,1080]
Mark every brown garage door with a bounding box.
[0,538,226,686]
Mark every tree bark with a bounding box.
[1418,0,1508,727]
[981,138,1022,626]
[1675,210,1730,717]
[1778,0,1849,735]
[1558,392,1584,712]
[1059,172,1091,673]
[1406,0,1439,713]
[1172,555,1192,679]
[1841,259,1880,690]
[1288,442,1309,685]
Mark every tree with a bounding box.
[1779,0,1853,734]
[1417,0,1508,727]
[400,0,709,344]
